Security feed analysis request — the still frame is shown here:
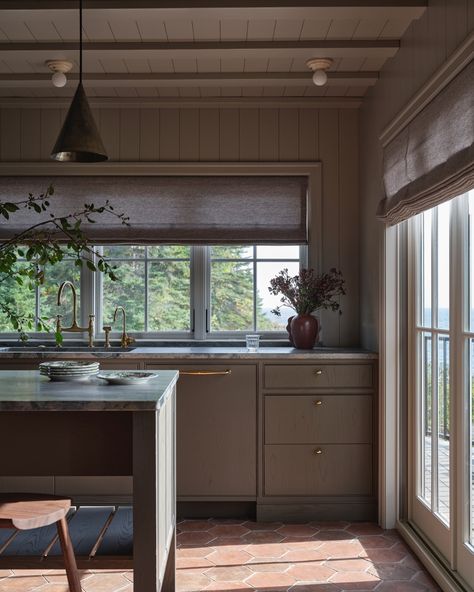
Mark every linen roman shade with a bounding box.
[378,59,474,225]
[0,175,308,244]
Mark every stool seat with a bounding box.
[0,494,71,530]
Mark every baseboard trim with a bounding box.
[397,521,472,592]
[257,501,377,522]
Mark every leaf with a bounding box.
[86,260,97,272]
[55,330,64,346]
[4,203,19,212]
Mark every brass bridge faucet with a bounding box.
[113,306,135,349]
[56,281,95,347]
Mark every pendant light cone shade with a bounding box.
[51,83,107,162]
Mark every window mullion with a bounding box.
[193,245,207,340]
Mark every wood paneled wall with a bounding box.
[359,0,474,350]
[0,105,359,346]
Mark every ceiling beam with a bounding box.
[0,71,378,87]
[0,0,427,7]
[0,39,399,60]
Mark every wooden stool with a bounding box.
[0,494,81,592]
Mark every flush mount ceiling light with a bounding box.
[50,0,107,162]
[306,58,333,87]
[45,60,73,88]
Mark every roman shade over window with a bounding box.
[378,59,474,225]
[0,175,308,244]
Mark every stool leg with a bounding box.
[57,517,81,592]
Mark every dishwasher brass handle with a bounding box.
[313,369,323,376]
[180,369,232,376]
[314,400,323,406]
[313,448,323,455]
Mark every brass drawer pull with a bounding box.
[180,369,232,376]
[313,448,323,455]
[313,369,323,376]
[314,400,323,406]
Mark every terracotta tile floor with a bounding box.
[0,521,441,592]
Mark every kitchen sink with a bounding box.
[0,345,136,353]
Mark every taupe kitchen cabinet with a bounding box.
[258,360,377,522]
[145,362,257,499]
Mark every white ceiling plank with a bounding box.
[337,57,366,71]
[98,57,128,73]
[82,18,115,41]
[0,19,34,41]
[199,86,221,97]
[83,57,104,73]
[156,86,179,96]
[0,60,12,73]
[325,84,348,96]
[0,28,8,42]
[163,19,193,41]
[124,57,152,73]
[172,57,197,73]
[352,18,388,39]
[242,86,263,96]
[267,57,293,72]
[32,86,55,97]
[93,86,117,96]
[300,19,331,40]
[24,18,61,41]
[108,17,141,41]
[303,85,326,96]
[379,18,412,39]
[325,19,359,39]
[178,86,200,97]
[361,56,387,70]
[273,19,304,41]
[284,85,306,96]
[247,19,275,41]
[192,19,220,41]
[197,57,220,72]
[114,86,138,97]
[1,56,35,72]
[148,57,174,73]
[219,57,244,72]
[290,57,309,72]
[136,86,159,96]
[262,86,284,96]
[220,86,241,97]
[219,19,247,41]
[51,13,78,41]
[243,57,269,72]
[328,57,342,71]
[135,17,167,41]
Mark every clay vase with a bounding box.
[286,315,295,346]
[290,314,319,349]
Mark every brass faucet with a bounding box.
[56,281,95,347]
[113,306,135,349]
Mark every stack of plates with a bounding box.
[39,361,100,382]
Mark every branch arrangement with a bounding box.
[0,185,129,341]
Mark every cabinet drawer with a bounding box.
[264,444,372,496]
[264,364,373,389]
[265,395,372,444]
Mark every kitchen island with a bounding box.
[0,370,178,592]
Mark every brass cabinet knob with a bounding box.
[314,400,323,406]
[314,369,323,376]
[313,448,323,455]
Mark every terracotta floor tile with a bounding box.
[412,571,440,591]
[358,536,396,549]
[375,581,434,592]
[283,549,326,563]
[0,576,46,592]
[362,549,406,564]
[315,531,356,542]
[208,524,250,538]
[176,569,212,592]
[205,565,253,582]
[211,538,249,551]
[178,520,213,532]
[329,559,370,572]
[288,562,335,582]
[347,524,385,536]
[242,531,285,544]
[247,571,296,588]
[243,521,283,531]
[318,541,365,558]
[207,549,253,566]
[176,557,215,570]
[206,582,252,590]
[0,573,11,581]
[81,573,130,592]
[247,561,291,573]
[278,525,319,538]
[43,570,93,585]
[177,531,216,546]
[310,522,350,531]
[289,584,342,592]
[34,585,70,592]
[329,570,380,589]
[245,543,289,559]
[209,518,245,526]
[367,564,416,581]
[178,546,214,558]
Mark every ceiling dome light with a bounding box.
[45,60,73,88]
[306,58,333,87]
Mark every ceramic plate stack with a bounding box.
[39,361,100,382]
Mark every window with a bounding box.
[0,244,303,339]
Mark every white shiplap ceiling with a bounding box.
[0,1,426,102]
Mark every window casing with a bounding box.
[0,244,305,340]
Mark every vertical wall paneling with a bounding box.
[279,108,299,161]
[219,109,239,161]
[0,108,21,161]
[40,109,61,160]
[199,109,219,161]
[99,109,120,161]
[20,109,41,161]
[179,109,199,161]
[259,108,279,161]
[119,109,140,161]
[239,108,259,161]
[298,109,319,162]
[318,108,340,346]
[139,109,159,161]
[0,104,360,346]
[159,108,179,161]
[339,109,359,346]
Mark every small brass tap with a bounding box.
[56,281,95,347]
[113,306,135,349]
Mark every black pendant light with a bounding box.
[51,0,107,162]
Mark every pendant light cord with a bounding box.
[79,0,83,84]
